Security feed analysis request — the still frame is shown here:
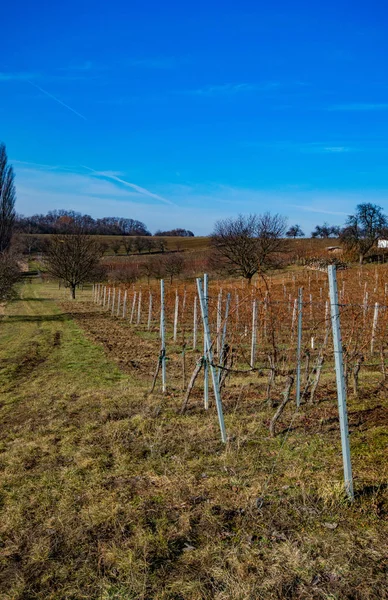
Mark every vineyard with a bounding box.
[88,265,388,495]
[92,265,388,404]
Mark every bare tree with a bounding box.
[311,222,340,238]
[121,236,133,255]
[163,253,185,283]
[286,224,304,238]
[0,253,20,301]
[134,236,147,254]
[140,258,155,283]
[111,239,121,255]
[45,232,104,298]
[210,213,287,283]
[156,238,167,253]
[340,203,388,264]
[19,234,40,256]
[151,257,166,280]
[144,238,156,253]
[0,143,16,253]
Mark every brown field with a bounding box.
[27,233,344,257]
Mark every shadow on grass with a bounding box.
[356,483,388,499]
[1,314,70,323]
[16,297,56,302]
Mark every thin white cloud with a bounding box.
[0,72,38,81]
[82,166,173,205]
[321,146,352,153]
[246,141,356,154]
[329,103,388,111]
[291,204,348,216]
[59,61,94,72]
[128,57,178,69]
[15,164,388,234]
[26,80,87,120]
[181,81,281,96]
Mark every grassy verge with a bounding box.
[0,282,387,599]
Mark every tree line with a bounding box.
[15,211,194,238]
[286,223,341,238]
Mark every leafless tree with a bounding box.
[210,213,287,283]
[140,258,155,284]
[151,257,166,280]
[121,236,133,255]
[19,234,40,256]
[45,232,104,298]
[0,143,16,253]
[340,203,388,264]
[156,238,167,253]
[111,239,121,255]
[134,236,147,254]
[286,224,304,238]
[163,253,185,283]
[0,252,20,301]
[144,238,156,253]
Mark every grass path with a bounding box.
[0,282,387,599]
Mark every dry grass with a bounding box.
[0,281,387,599]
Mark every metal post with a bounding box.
[147,292,153,330]
[219,293,231,381]
[193,295,197,349]
[122,290,127,318]
[111,288,116,316]
[203,273,209,409]
[371,302,379,355]
[137,291,142,324]
[250,299,257,368]
[160,279,166,392]
[173,290,179,342]
[221,293,231,355]
[296,288,303,407]
[216,290,222,356]
[130,291,137,324]
[328,265,354,501]
[116,289,121,317]
[197,278,227,443]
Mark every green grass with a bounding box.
[0,281,387,599]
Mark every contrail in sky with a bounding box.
[27,80,87,121]
[82,165,173,205]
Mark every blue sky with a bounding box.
[1,0,388,234]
